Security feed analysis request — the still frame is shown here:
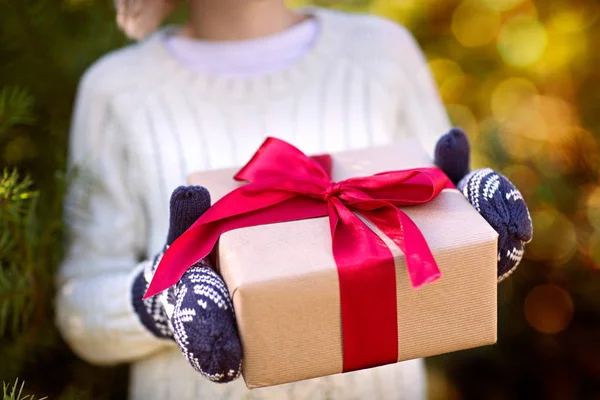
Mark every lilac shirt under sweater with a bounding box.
[165,18,319,77]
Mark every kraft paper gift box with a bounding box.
[182,138,498,389]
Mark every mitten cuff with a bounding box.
[130,261,172,339]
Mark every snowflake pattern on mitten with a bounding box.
[434,128,533,281]
[159,258,243,383]
[131,185,243,383]
[132,248,173,339]
[458,168,533,281]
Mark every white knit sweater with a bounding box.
[56,7,451,400]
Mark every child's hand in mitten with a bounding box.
[131,186,242,382]
[434,128,533,281]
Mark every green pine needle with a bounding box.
[0,169,36,205]
[0,87,35,137]
[2,379,47,400]
[0,169,39,335]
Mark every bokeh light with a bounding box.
[521,95,574,143]
[549,5,600,33]
[489,72,580,173]
[482,0,525,12]
[428,58,467,104]
[500,164,539,199]
[446,104,479,140]
[490,77,538,122]
[498,16,548,67]
[428,58,463,79]
[528,209,577,265]
[369,0,419,24]
[536,29,587,75]
[524,284,574,334]
[586,186,600,231]
[497,127,543,162]
[540,126,596,176]
[572,127,600,172]
[452,1,501,47]
[588,231,600,269]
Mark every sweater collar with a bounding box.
[141,7,343,101]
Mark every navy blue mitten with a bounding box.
[132,186,242,382]
[434,128,533,281]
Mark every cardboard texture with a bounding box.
[187,139,498,389]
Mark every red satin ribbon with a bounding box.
[145,137,450,372]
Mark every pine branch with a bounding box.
[0,170,36,210]
[0,86,34,137]
[0,169,38,336]
[0,264,31,335]
[0,2,128,398]
[2,379,47,400]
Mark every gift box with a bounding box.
[163,138,498,389]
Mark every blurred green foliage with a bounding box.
[3,379,47,400]
[1,0,599,398]
[0,2,130,398]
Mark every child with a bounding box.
[56,1,530,399]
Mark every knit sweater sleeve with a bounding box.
[392,25,452,158]
[55,64,172,365]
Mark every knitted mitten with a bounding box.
[161,253,242,383]
[434,128,533,281]
[132,186,242,382]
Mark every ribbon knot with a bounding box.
[145,137,451,373]
[323,182,343,202]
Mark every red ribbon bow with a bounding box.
[146,137,450,372]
